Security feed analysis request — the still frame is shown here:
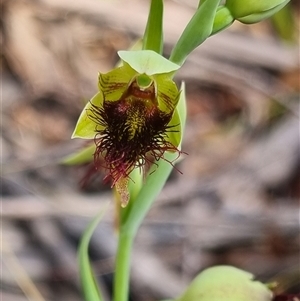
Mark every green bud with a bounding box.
[176,266,272,301]
[226,0,290,24]
[212,6,235,35]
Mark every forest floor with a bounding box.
[1,0,300,300]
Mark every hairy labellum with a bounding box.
[88,78,179,192]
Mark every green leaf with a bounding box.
[62,143,95,165]
[78,206,109,301]
[176,266,273,301]
[143,0,164,54]
[169,0,221,65]
[72,92,104,139]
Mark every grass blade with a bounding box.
[78,206,109,301]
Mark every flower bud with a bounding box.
[226,0,290,24]
[177,266,272,301]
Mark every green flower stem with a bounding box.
[113,232,134,301]
[170,0,221,65]
[143,0,164,54]
[122,151,177,237]
[113,153,176,301]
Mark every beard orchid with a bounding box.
[72,50,183,206]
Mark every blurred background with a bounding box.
[1,0,299,300]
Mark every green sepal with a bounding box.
[176,82,187,134]
[176,266,272,301]
[115,39,143,67]
[62,143,95,165]
[166,82,186,150]
[211,6,235,35]
[72,92,104,139]
[118,50,180,76]
[118,50,181,113]
[167,108,181,150]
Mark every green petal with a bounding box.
[118,50,180,76]
[166,108,181,149]
[98,65,136,101]
[72,92,104,139]
[166,82,186,150]
[176,82,187,133]
[155,74,180,113]
[177,266,272,301]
